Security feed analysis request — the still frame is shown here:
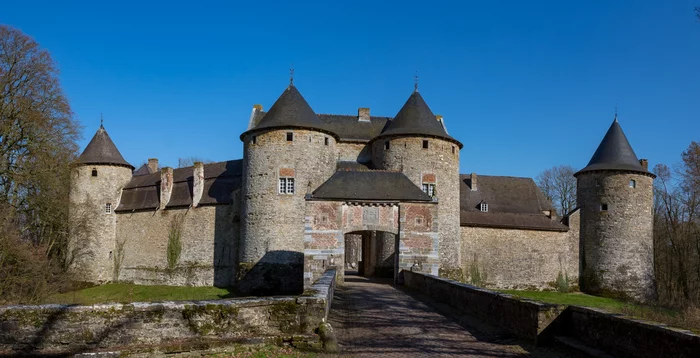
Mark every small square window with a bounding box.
[286,132,293,142]
[325,137,329,146]
[92,168,98,177]
[105,203,112,214]
[480,203,488,212]
[601,203,608,211]
[423,140,429,149]
[385,141,390,150]
[629,179,636,188]
[279,177,295,194]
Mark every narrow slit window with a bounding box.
[629,179,636,188]
[423,140,429,149]
[325,137,329,146]
[385,141,390,150]
[452,146,455,154]
[252,136,257,144]
[92,168,98,177]
[286,132,293,142]
[105,203,112,214]
[308,135,312,142]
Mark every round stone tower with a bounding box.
[69,124,133,283]
[371,90,464,279]
[239,84,338,295]
[575,116,655,302]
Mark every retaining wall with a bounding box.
[404,270,700,357]
[0,270,336,356]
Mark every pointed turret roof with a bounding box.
[241,84,338,139]
[575,117,650,176]
[77,125,134,169]
[377,91,462,148]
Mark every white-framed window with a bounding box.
[279,177,295,194]
[480,202,488,212]
[105,203,112,214]
[422,183,435,198]
[629,179,636,188]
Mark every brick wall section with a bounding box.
[577,171,655,301]
[0,270,337,355]
[373,137,462,279]
[460,211,579,290]
[240,129,337,294]
[69,165,133,283]
[116,205,237,287]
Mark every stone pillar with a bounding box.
[375,232,395,278]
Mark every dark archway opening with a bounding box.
[344,230,396,280]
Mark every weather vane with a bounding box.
[290,64,295,86]
[614,103,618,122]
[100,112,104,128]
[414,71,419,92]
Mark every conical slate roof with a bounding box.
[377,91,462,148]
[77,125,134,169]
[575,117,649,176]
[241,84,337,139]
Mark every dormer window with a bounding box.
[480,202,488,212]
[92,168,98,177]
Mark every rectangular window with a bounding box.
[279,177,295,194]
[105,203,112,214]
[325,137,329,146]
[92,168,98,177]
[422,183,436,198]
[452,146,455,154]
[385,141,390,150]
[480,203,488,212]
[252,136,257,144]
[423,140,429,149]
[286,132,293,141]
[629,179,636,188]
[601,203,608,211]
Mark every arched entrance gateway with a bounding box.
[303,170,439,287]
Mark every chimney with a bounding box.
[358,107,370,122]
[639,159,649,170]
[247,104,264,130]
[192,162,204,207]
[148,158,159,173]
[253,104,263,111]
[470,173,477,191]
[160,167,173,209]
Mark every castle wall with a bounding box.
[577,171,655,301]
[373,137,462,279]
[460,212,579,290]
[115,205,238,287]
[69,165,132,283]
[336,141,371,163]
[240,129,336,294]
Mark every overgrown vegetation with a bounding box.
[468,254,488,287]
[167,214,184,277]
[0,25,81,304]
[113,239,127,281]
[46,283,235,305]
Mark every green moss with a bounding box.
[182,303,241,335]
[0,309,46,328]
[45,283,232,304]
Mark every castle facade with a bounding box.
[69,84,655,301]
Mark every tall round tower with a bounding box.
[575,116,655,302]
[371,90,464,279]
[239,84,338,295]
[69,124,133,283]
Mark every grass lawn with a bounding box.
[45,283,235,305]
[501,290,700,333]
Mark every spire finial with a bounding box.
[289,64,294,86]
[414,71,419,92]
[614,104,618,122]
[100,112,104,128]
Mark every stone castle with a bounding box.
[69,83,656,301]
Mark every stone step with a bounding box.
[553,335,615,358]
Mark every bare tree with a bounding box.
[0,25,80,301]
[178,156,213,168]
[536,165,577,216]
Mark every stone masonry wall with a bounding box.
[373,137,461,278]
[116,205,237,287]
[336,141,372,163]
[577,171,655,302]
[240,129,337,294]
[0,269,337,355]
[69,165,133,283]
[460,216,579,290]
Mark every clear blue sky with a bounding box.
[2,1,699,178]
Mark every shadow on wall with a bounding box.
[237,251,304,296]
[210,160,242,288]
